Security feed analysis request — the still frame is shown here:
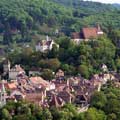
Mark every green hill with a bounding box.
[0,0,120,44]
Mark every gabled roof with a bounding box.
[71,25,103,40]
[82,27,98,39]
[49,94,65,107]
[29,77,50,87]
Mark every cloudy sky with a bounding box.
[84,0,120,4]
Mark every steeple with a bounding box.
[0,80,6,107]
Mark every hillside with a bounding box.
[51,0,116,13]
[0,0,120,45]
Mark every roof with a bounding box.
[36,40,52,46]
[71,25,103,40]
[25,93,42,105]
[29,77,50,87]
[71,32,83,39]
[49,94,65,107]
[7,83,17,90]
[82,27,98,39]
[10,65,24,72]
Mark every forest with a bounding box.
[0,0,120,43]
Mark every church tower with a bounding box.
[3,59,11,73]
[0,80,6,107]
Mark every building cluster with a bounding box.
[0,60,119,109]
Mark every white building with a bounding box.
[35,36,59,52]
[9,65,25,80]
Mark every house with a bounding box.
[71,24,103,44]
[58,91,74,103]
[10,90,25,100]
[29,67,42,76]
[9,65,25,80]
[75,94,88,107]
[35,36,59,52]
[48,94,65,108]
[101,64,108,72]
[29,77,55,91]
[55,69,65,81]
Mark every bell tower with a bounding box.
[0,80,6,107]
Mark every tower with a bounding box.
[0,80,6,107]
[3,59,11,73]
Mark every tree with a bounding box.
[47,58,61,71]
[1,108,12,120]
[84,108,106,120]
[3,22,12,45]
[90,91,107,109]
[78,64,89,78]
[48,44,59,58]
[41,109,53,120]
[41,69,54,80]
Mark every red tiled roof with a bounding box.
[71,25,103,40]
[82,27,98,39]
[7,83,17,90]
[30,77,50,87]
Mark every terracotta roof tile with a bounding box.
[82,27,98,39]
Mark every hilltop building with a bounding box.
[71,24,104,44]
[35,36,59,52]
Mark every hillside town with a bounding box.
[0,58,119,113]
[0,0,120,119]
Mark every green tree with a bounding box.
[90,91,107,109]
[78,64,89,78]
[1,108,12,120]
[41,69,54,80]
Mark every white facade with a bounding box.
[9,65,25,80]
[36,40,58,52]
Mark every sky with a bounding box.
[84,0,120,4]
